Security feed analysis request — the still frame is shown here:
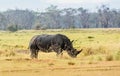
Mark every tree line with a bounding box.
[0,5,120,31]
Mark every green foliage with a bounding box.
[7,24,18,32]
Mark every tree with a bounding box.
[4,9,35,29]
[78,7,90,28]
[0,13,7,30]
[98,5,111,28]
[45,5,61,29]
[62,8,76,28]
[0,5,120,30]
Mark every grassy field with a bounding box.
[0,28,120,76]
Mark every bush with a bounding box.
[68,62,75,65]
[34,24,47,30]
[105,54,113,61]
[7,24,18,32]
[34,24,41,30]
[83,47,94,56]
[88,36,94,39]
[96,46,109,54]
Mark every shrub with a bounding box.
[7,24,18,32]
[83,47,94,56]
[95,46,109,54]
[105,54,113,61]
[88,36,94,39]
[68,62,75,65]
[34,24,41,30]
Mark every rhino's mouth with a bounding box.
[67,50,77,58]
[67,49,82,58]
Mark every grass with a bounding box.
[0,28,120,61]
[1,29,120,76]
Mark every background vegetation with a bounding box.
[0,5,120,31]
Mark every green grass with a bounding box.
[0,28,120,61]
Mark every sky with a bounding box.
[0,0,120,12]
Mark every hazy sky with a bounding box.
[0,0,120,12]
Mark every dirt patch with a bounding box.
[16,50,29,54]
[0,58,120,76]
